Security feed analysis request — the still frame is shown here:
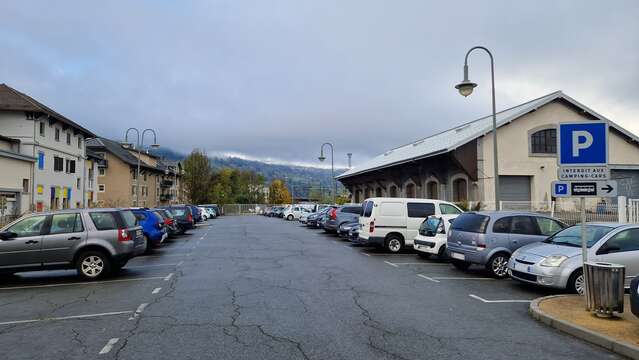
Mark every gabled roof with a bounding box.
[87,137,157,171]
[338,91,639,180]
[0,83,95,137]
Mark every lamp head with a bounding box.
[318,155,326,162]
[455,80,477,97]
[151,143,160,149]
[122,143,132,149]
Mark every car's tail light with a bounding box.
[330,209,337,220]
[369,221,375,233]
[187,213,193,223]
[156,222,163,229]
[118,228,132,242]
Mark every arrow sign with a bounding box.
[601,184,614,194]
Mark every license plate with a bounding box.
[450,252,465,261]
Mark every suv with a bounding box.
[166,205,194,234]
[131,208,168,252]
[447,211,567,278]
[324,204,362,234]
[0,209,144,280]
[358,198,463,253]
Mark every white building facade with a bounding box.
[0,84,95,213]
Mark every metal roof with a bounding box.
[337,91,639,180]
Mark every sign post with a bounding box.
[555,121,609,303]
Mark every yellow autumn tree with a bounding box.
[268,179,292,204]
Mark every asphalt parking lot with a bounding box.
[0,216,621,360]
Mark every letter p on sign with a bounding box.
[559,122,608,166]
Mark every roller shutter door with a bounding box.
[499,176,531,202]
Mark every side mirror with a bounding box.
[0,231,17,240]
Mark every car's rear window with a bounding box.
[451,213,490,233]
[90,212,119,231]
[363,201,374,217]
[170,207,187,216]
[120,210,138,228]
[342,206,363,214]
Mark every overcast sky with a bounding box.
[1,1,637,168]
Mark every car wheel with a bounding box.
[287,215,294,221]
[437,245,448,259]
[417,252,431,259]
[451,260,471,271]
[76,250,111,280]
[486,253,510,278]
[568,269,585,295]
[385,235,403,253]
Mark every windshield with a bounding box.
[543,225,614,247]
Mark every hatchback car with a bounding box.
[131,208,168,252]
[166,206,195,233]
[0,208,144,280]
[153,208,179,237]
[446,211,567,278]
[324,205,362,234]
[508,223,639,294]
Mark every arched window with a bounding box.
[453,178,468,202]
[531,128,557,154]
[364,188,371,199]
[405,183,416,198]
[389,185,398,198]
[375,187,383,197]
[426,181,438,199]
[354,190,362,203]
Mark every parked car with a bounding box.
[338,221,359,238]
[0,208,145,280]
[508,223,639,294]
[413,213,460,259]
[187,205,203,223]
[348,223,361,242]
[166,205,195,233]
[324,204,362,234]
[358,198,463,253]
[131,208,168,252]
[153,208,179,237]
[282,205,311,221]
[307,207,333,227]
[299,211,311,224]
[446,211,567,278]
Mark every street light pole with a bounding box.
[455,46,500,210]
[318,142,336,204]
[125,128,159,207]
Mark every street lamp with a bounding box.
[318,142,336,204]
[124,128,160,207]
[455,46,500,210]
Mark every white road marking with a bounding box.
[199,236,204,240]
[177,261,184,266]
[0,311,133,326]
[164,273,174,281]
[384,261,399,268]
[361,253,371,257]
[99,338,120,355]
[0,276,165,291]
[468,294,531,303]
[128,303,149,320]
[417,274,440,283]
[152,287,162,294]
[391,262,449,266]
[124,263,179,269]
[434,277,494,280]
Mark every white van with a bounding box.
[358,198,463,253]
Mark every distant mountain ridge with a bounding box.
[151,148,346,198]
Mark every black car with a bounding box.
[166,205,195,233]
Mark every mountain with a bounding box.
[151,148,347,199]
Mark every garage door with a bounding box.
[499,176,531,202]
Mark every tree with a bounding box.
[268,179,291,204]
[183,149,212,204]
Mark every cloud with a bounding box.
[0,0,637,168]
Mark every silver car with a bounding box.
[446,211,567,278]
[508,223,639,295]
[0,208,145,280]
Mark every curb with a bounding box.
[530,295,639,360]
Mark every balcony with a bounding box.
[160,194,173,201]
[160,179,173,188]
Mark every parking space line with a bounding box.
[0,276,166,291]
[164,273,174,281]
[417,274,440,283]
[434,277,494,280]
[152,287,161,294]
[177,261,184,266]
[128,303,149,320]
[383,261,399,268]
[390,262,449,266]
[99,338,120,355]
[361,253,371,257]
[0,311,133,326]
[468,294,531,303]
[124,263,179,269]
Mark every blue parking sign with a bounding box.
[554,182,568,196]
[558,122,608,166]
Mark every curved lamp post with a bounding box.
[455,46,500,210]
[318,142,336,204]
[124,128,160,206]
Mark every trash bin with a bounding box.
[631,275,639,319]
[584,262,625,317]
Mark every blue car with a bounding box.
[131,208,168,252]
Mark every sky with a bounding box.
[1,1,637,169]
